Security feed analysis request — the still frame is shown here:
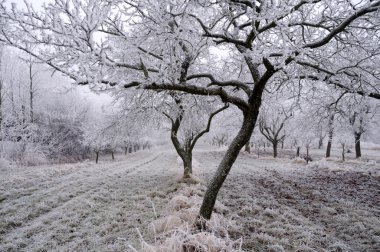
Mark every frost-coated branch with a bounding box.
[124,82,249,111]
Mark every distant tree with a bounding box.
[162,96,228,177]
[347,100,375,158]
[258,100,292,158]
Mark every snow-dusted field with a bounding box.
[1,147,379,251]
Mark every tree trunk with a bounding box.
[95,151,99,164]
[198,112,256,221]
[326,141,332,158]
[306,146,310,164]
[318,136,323,149]
[182,153,193,178]
[124,147,128,155]
[257,145,260,158]
[354,132,361,158]
[244,142,251,153]
[326,114,334,158]
[296,146,300,157]
[28,61,34,123]
[342,143,345,162]
[21,104,26,124]
[273,141,278,158]
[111,151,114,160]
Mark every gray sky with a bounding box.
[7,0,114,110]
[10,0,49,9]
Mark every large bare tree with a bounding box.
[1,0,379,224]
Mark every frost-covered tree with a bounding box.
[162,95,228,177]
[337,95,378,159]
[1,0,380,222]
[258,97,293,158]
[0,48,90,163]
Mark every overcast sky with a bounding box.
[6,0,114,111]
[9,0,49,9]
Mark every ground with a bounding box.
[0,146,379,251]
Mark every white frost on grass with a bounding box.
[137,182,243,252]
[193,150,380,251]
[1,146,379,251]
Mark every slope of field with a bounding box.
[0,147,379,251]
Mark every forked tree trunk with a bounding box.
[354,132,362,158]
[198,111,256,222]
[197,52,273,224]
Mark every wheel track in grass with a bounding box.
[0,151,164,239]
[1,150,160,200]
[1,150,181,251]
[3,148,378,251]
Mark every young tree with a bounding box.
[1,0,380,223]
[258,102,292,158]
[346,99,376,158]
[162,96,228,177]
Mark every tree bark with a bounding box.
[355,132,361,158]
[244,142,251,153]
[326,141,332,158]
[326,114,334,158]
[182,152,192,178]
[198,111,256,221]
[273,142,278,158]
